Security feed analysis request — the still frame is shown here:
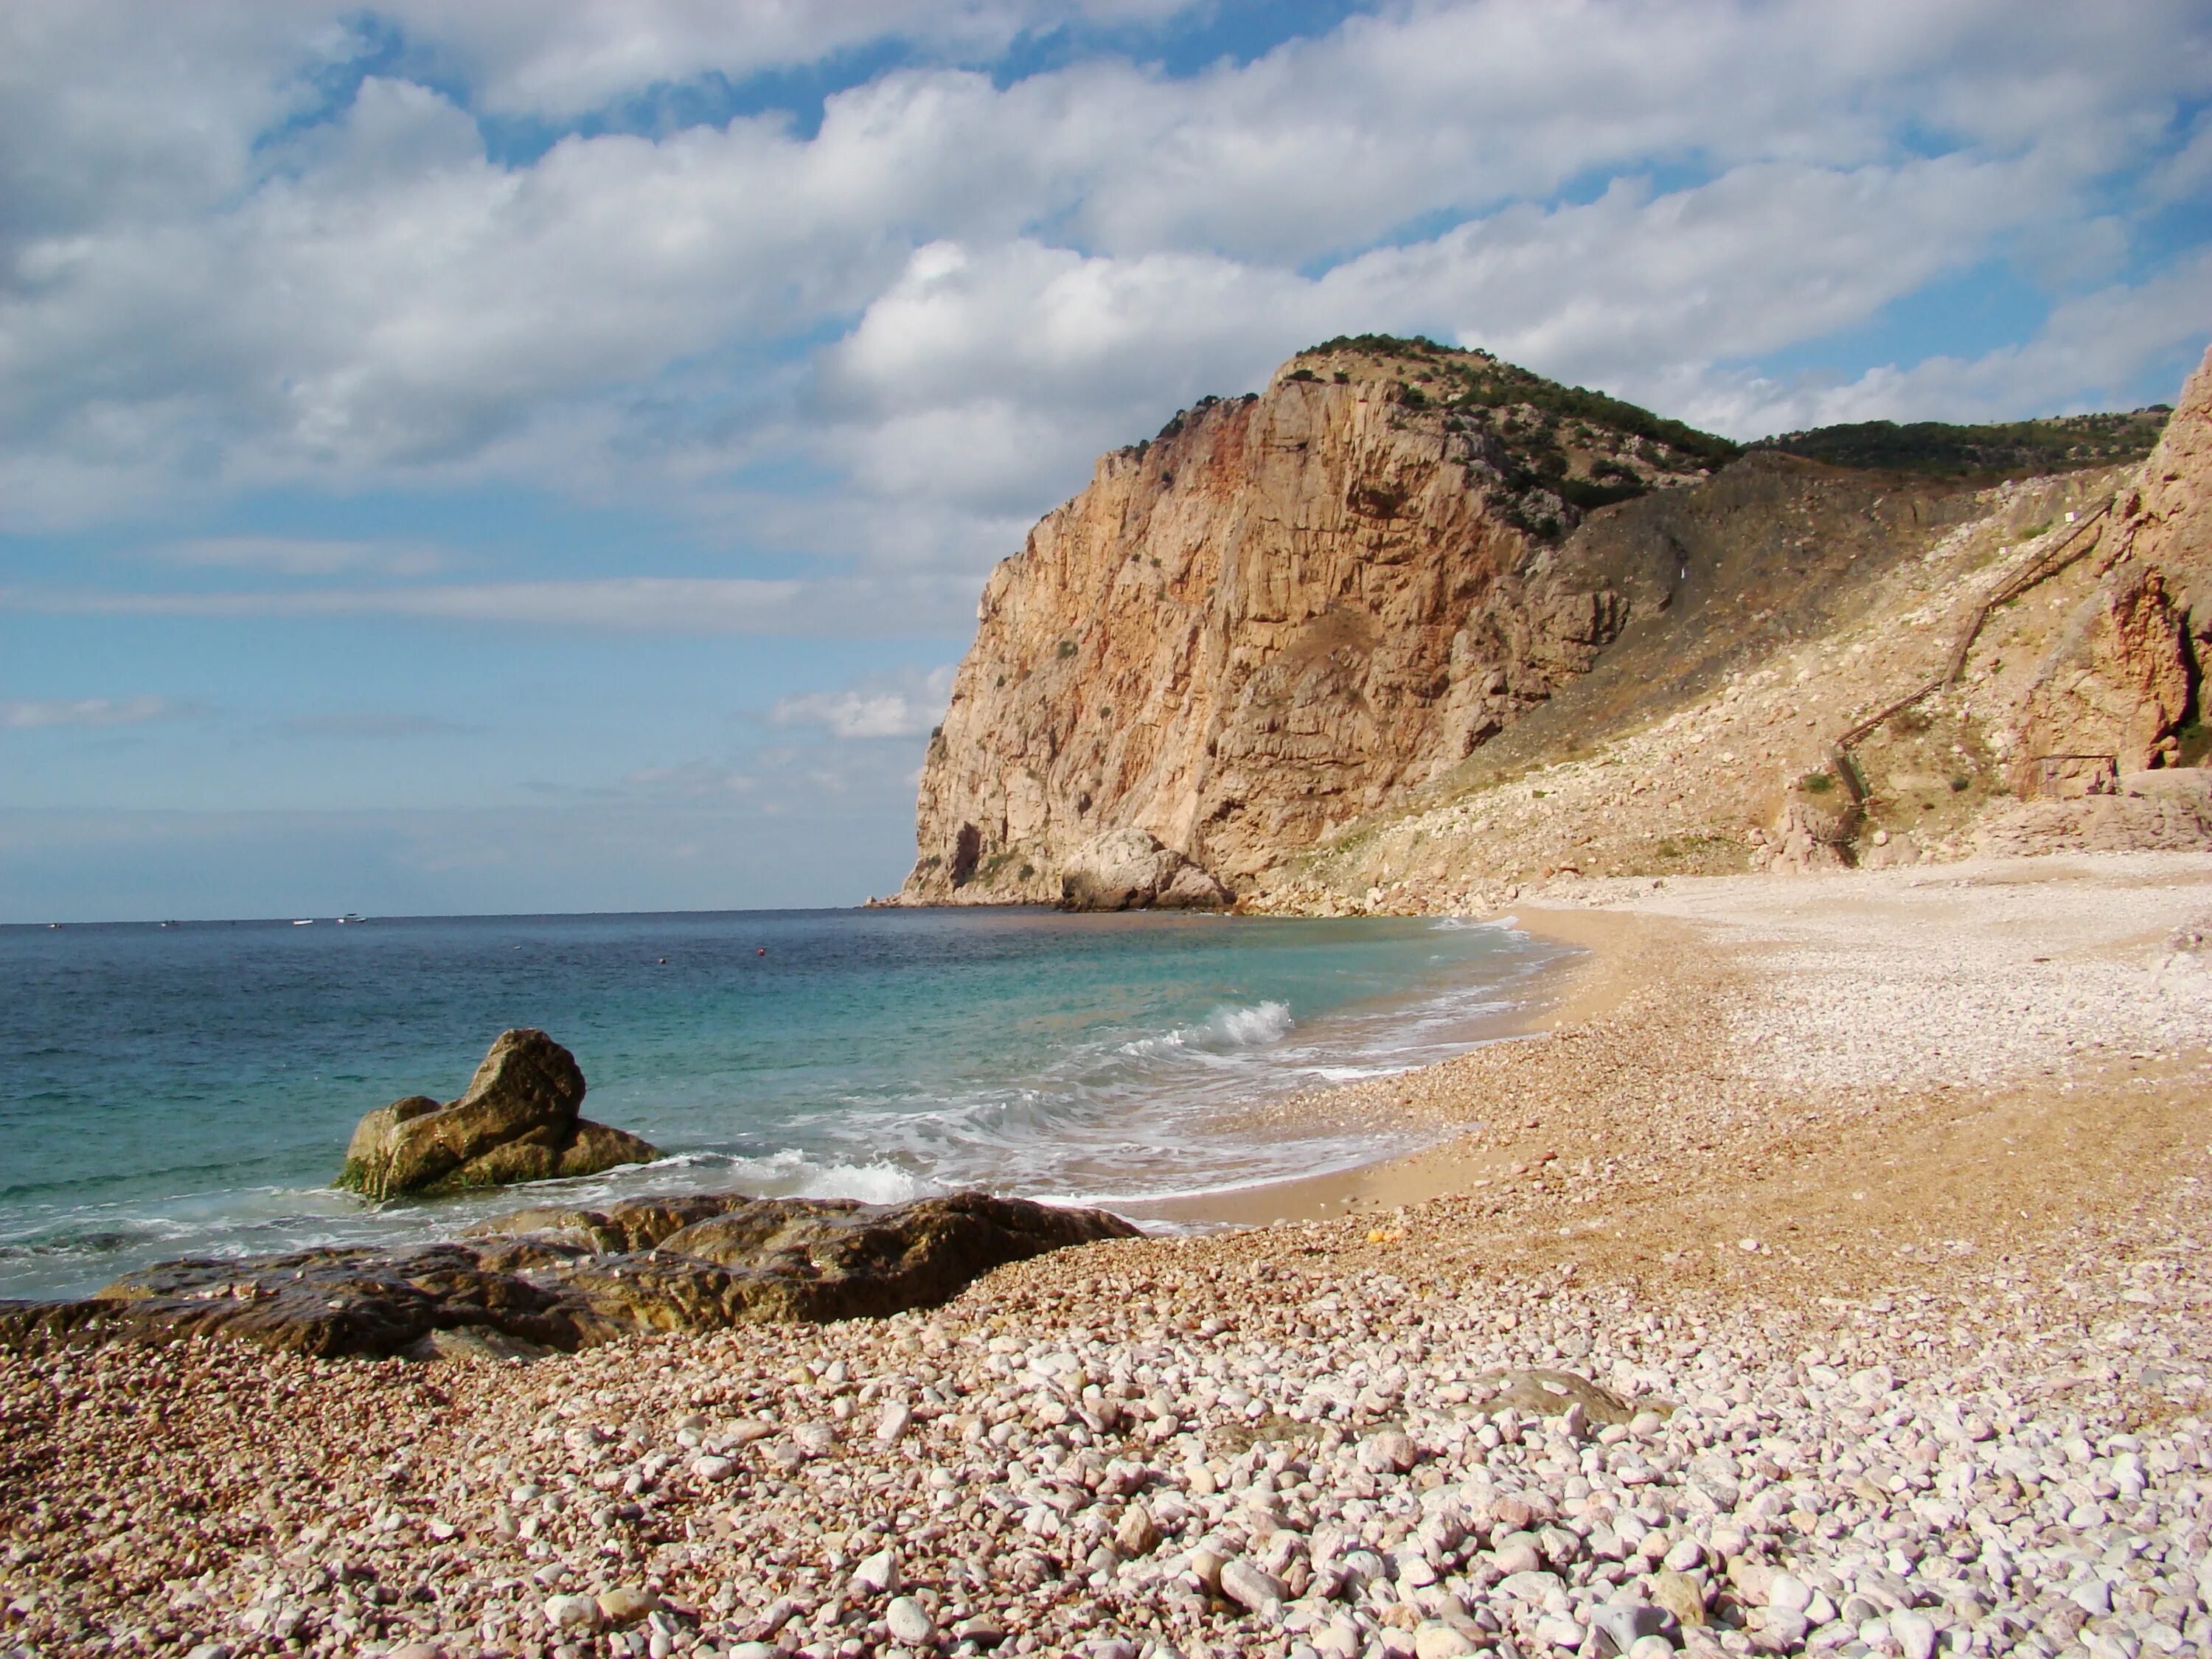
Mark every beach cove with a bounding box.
[4,852,2211,1659]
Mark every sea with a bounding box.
[0,907,1571,1301]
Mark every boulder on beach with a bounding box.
[335,1028,659,1200]
[0,1191,1141,1359]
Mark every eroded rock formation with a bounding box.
[336,1029,659,1200]
[2010,564,2192,784]
[2128,344,2212,625]
[1058,827,1230,911]
[0,1193,1138,1359]
[900,341,1727,905]
[2005,344,2209,789]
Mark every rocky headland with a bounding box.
[897,338,2207,914]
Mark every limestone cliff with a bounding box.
[2006,344,2210,784]
[900,335,2206,914]
[2132,344,2212,616]
[899,338,1729,905]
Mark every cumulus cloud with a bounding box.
[1669,247,2212,437]
[3,0,2208,538]
[772,664,956,740]
[376,0,1204,119]
[1,695,184,730]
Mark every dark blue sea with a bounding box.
[0,907,1568,1299]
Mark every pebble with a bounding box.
[1189,1545,1226,1591]
[543,1592,602,1631]
[1115,1501,1160,1557]
[1219,1558,1285,1614]
[1765,1572,1812,1615]
[1888,1607,1937,1659]
[1651,1568,1707,1627]
[886,1595,934,1644]
[597,1585,657,1625]
[1588,1602,1674,1654]
[1533,1611,1585,1649]
[852,1545,901,1596]
[1359,1427,1417,1474]
[1413,1623,1478,1659]
[1492,1540,1543,1575]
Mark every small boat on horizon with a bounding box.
[292,919,314,926]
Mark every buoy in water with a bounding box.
[757,947,767,956]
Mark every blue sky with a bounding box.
[4,0,2211,920]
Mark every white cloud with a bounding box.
[772,664,956,739]
[4,575,978,635]
[2,0,2207,535]
[151,536,446,577]
[0,1,2206,565]
[1,695,183,730]
[807,148,2108,505]
[1672,247,2212,436]
[376,0,1203,119]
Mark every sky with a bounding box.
[4,1,2210,921]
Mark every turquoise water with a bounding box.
[0,908,1567,1299]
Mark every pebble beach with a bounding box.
[6,854,2212,1659]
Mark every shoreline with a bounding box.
[1113,907,1655,1231]
[0,908,1554,1307]
[6,852,2212,1659]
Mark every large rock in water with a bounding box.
[0,1192,1138,1359]
[335,1029,658,1200]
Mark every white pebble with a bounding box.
[852,1545,901,1596]
[886,1595,934,1644]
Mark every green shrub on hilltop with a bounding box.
[1298,334,1738,469]
[1750,408,2170,479]
[1449,369,1742,467]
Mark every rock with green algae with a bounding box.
[335,1027,659,1200]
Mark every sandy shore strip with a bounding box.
[4,854,2212,1659]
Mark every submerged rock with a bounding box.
[335,1028,659,1200]
[0,1191,1138,1359]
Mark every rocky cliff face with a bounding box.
[2008,344,2210,782]
[1276,344,2212,909]
[900,340,1725,905]
[901,337,2210,913]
